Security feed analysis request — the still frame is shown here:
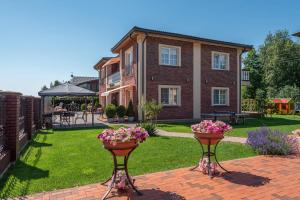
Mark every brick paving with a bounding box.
[19,155,300,200]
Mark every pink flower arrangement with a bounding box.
[292,129,300,137]
[97,127,149,145]
[191,120,232,135]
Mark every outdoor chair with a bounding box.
[75,111,87,124]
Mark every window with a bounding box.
[159,44,181,66]
[212,51,229,70]
[212,87,229,106]
[125,47,133,75]
[158,85,181,106]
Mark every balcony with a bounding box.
[107,72,120,88]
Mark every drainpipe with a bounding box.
[239,48,246,113]
[141,34,148,121]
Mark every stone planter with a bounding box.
[193,132,224,145]
[118,117,125,123]
[128,116,134,122]
[107,118,114,123]
[103,140,137,156]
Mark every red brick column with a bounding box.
[24,96,34,140]
[1,91,22,162]
[33,97,41,129]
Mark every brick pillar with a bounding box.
[33,97,41,129]
[24,96,34,140]
[1,91,22,162]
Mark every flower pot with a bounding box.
[103,140,137,156]
[193,132,224,145]
[128,116,134,122]
[118,117,125,123]
[107,118,114,123]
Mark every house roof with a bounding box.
[38,83,96,97]
[93,57,114,70]
[272,98,293,104]
[103,57,120,66]
[69,76,98,86]
[292,32,300,37]
[111,26,253,53]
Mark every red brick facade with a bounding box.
[146,36,194,119]
[201,44,238,113]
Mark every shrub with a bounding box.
[142,99,163,122]
[116,105,126,118]
[105,104,117,118]
[126,100,135,117]
[81,104,86,111]
[247,127,298,155]
[138,122,157,136]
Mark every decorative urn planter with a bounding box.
[193,132,224,145]
[103,140,137,156]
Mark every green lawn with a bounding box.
[0,128,256,198]
[157,115,300,137]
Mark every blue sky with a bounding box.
[0,0,299,96]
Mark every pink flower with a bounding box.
[191,120,232,135]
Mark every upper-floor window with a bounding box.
[212,51,229,70]
[159,44,181,66]
[125,47,133,75]
[212,87,229,106]
[158,85,181,106]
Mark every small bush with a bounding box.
[81,104,86,111]
[116,105,126,118]
[247,127,298,155]
[105,104,117,118]
[138,122,157,136]
[126,100,135,117]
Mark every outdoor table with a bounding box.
[101,143,142,200]
[191,134,229,177]
[201,113,232,121]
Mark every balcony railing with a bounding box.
[107,72,120,87]
[242,70,250,81]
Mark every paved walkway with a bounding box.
[22,156,300,200]
[156,129,247,144]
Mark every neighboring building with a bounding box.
[292,32,300,37]
[94,26,252,120]
[69,75,99,92]
[241,69,250,86]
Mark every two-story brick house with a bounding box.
[94,27,252,120]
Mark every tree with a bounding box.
[259,30,300,91]
[243,49,264,99]
[41,85,48,91]
[50,80,62,88]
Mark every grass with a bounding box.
[0,128,257,198]
[157,114,300,137]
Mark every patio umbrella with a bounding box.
[38,82,96,96]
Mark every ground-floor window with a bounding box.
[212,87,229,106]
[158,85,181,106]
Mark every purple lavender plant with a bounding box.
[246,127,298,155]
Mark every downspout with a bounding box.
[239,48,246,113]
[141,34,148,121]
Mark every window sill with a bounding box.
[211,68,230,71]
[162,104,181,107]
[159,64,181,68]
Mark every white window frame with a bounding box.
[124,46,133,75]
[211,87,230,106]
[158,85,181,106]
[159,44,181,67]
[211,51,230,70]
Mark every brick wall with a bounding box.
[145,36,194,119]
[201,44,238,113]
[121,41,137,86]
